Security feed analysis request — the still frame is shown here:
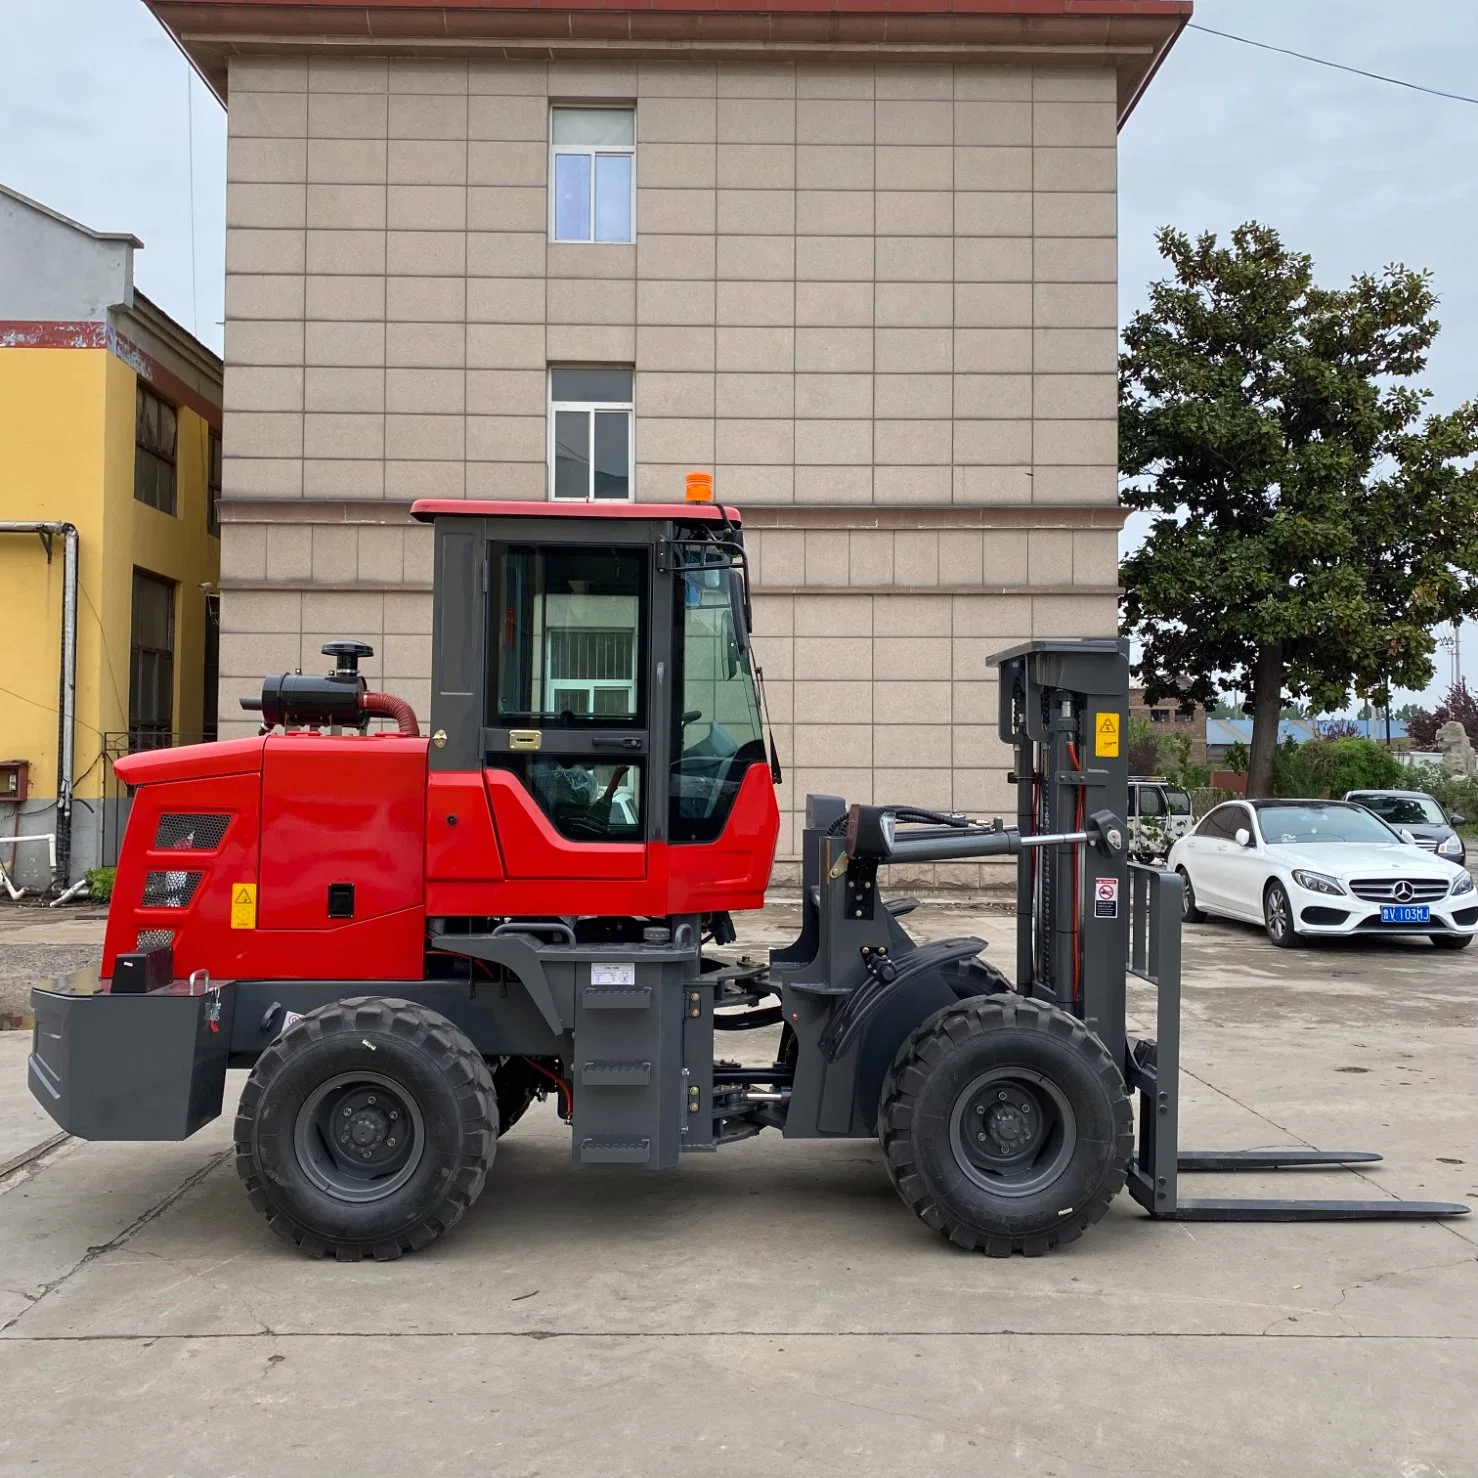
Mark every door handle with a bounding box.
[592,736,643,752]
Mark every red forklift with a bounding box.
[28,492,1466,1260]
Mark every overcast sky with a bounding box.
[1,0,1473,702]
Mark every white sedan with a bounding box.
[1166,799,1477,950]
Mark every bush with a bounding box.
[84,867,115,903]
[1404,764,1478,823]
[1154,732,1211,790]
[1274,737,1406,798]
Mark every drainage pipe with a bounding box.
[0,523,79,889]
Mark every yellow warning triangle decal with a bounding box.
[235,887,253,904]
[1098,714,1117,732]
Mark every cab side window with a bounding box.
[488,544,647,842]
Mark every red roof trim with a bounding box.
[168,0,1188,10]
[411,499,742,522]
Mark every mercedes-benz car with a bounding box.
[1343,788,1466,865]
[1167,799,1476,950]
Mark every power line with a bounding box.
[1187,22,1478,107]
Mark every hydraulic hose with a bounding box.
[359,690,421,737]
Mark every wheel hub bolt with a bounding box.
[387,1138,396,1148]
[977,1133,987,1142]
[975,1105,985,1116]
[367,1096,377,1106]
[389,1110,398,1122]
[998,1091,1009,1101]
[361,1149,372,1159]
[343,1106,353,1118]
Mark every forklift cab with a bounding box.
[411,498,778,912]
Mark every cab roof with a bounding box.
[411,500,741,525]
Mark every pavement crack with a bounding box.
[0,1148,233,1335]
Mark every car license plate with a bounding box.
[1380,904,1430,924]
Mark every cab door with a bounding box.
[482,539,651,880]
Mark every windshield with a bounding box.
[1351,793,1445,826]
[1164,787,1192,816]
[1256,804,1403,847]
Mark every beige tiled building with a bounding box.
[149,0,1186,883]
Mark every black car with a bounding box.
[1344,789,1467,865]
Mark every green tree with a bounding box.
[1119,223,1478,797]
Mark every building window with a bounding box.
[550,107,635,244]
[129,569,176,746]
[1174,709,1195,723]
[135,383,178,515]
[1150,708,1170,724]
[207,428,222,537]
[550,368,633,502]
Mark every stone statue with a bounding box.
[1436,720,1477,777]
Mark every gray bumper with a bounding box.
[28,972,232,1141]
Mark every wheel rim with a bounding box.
[1266,887,1288,940]
[1179,871,1195,918]
[293,1071,426,1204]
[948,1068,1078,1199]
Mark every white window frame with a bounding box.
[548,106,636,245]
[548,370,635,503]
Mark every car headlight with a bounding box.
[1291,870,1346,896]
[1450,871,1475,898]
[1438,835,1463,857]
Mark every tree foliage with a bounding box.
[1119,223,1478,797]
[1274,737,1406,799]
[1406,682,1478,748]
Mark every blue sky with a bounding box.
[1,0,1473,701]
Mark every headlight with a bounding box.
[1291,869,1346,896]
[1450,871,1475,898]
[1438,835,1463,857]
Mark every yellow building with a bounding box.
[0,184,223,891]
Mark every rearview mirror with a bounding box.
[1234,828,1252,848]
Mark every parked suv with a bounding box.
[1127,776,1195,860]
[1344,789,1467,864]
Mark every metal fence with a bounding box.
[100,732,203,867]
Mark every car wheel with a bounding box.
[1430,933,1473,951]
[1263,880,1300,949]
[1177,868,1206,924]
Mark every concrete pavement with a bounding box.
[0,902,1474,1476]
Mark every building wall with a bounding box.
[0,347,220,885]
[220,55,1121,884]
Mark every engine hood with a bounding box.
[112,737,266,785]
[1269,842,1461,880]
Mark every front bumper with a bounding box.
[29,971,231,1140]
[1292,887,1478,937]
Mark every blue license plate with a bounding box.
[1380,904,1430,924]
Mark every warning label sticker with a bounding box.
[1094,877,1119,920]
[591,962,636,986]
[1094,711,1120,758]
[230,883,257,930]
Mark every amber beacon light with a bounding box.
[685,470,714,502]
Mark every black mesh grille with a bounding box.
[142,871,203,908]
[136,928,176,951]
[154,813,231,851]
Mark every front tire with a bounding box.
[1264,880,1300,948]
[235,997,495,1261]
[1431,933,1474,951]
[1177,867,1206,924]
[878,997,1131,1257]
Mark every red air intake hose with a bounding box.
[359,690,421,737]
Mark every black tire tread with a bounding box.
[234,996,495,1262]
[877,995,1131,1258]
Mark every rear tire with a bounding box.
[1264,880,1300,948]
[1177,867,1206,924]
[235,997,495,1261]
[1430,933,1474,951]
[877,997,1131,1257]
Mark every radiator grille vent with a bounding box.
[136,928,176,951]
[154,813,230,851]
[142,871,203,908]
